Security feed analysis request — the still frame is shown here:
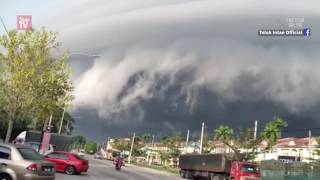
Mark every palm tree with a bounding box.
[142,133,153,144]
[214,125,234,141]
[214,125,241,158]
[261,117,287,150]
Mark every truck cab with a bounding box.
[230,161,260,180]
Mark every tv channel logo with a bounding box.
[17,15,32,30]
[303,28,311,37]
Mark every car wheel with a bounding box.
[0,174,12,180]
[65,166,76,175]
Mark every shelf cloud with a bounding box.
[40,0,320,139]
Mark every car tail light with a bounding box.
[26,163,37,173]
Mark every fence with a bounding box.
[261,160,320,180]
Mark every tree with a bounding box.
[0,29,73,142]
[213,117,288,160]
[142,133,153,144]
[159,151,170,165]
[33,106,75,135]
[160,132,183,165]
[85,141,97,154]
[214,125,241,158]
[70,135,86,146]
[239,128,259,160]
[261,117,288,151]
[202,132,214,153]
[111,139,131,152]
[0,112,32,140]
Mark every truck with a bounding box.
[14,130,72,153]
[179,154,261,180]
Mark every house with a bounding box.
[256,137,320,162]
[207,137,320,163]
[100,138,130,160]
[145,143,170,165]
[209,140,234,154]
[181,142,201,154]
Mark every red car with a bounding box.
[45,151,89,175]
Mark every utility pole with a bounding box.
[309,130,312,138]
[0,16,9,36]
[106,137,110,150]
[128,133,136,164]
[48,114,53,131]
[200,122,204,154]
[151,135,155,147]
[254,120,258,140]
[97,143,100,153]
[309,130,312,159]
[185,129,190,154]
[58,108,66,134]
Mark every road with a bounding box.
[56,158,182,180]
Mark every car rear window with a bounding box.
[18,148,44,160]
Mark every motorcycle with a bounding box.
[114,157,123,170]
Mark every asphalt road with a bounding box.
[56,158,182,180]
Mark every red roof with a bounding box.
[275,137,316,147]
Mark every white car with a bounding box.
[78,149,85,157]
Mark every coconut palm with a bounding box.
[261,117,287,150]
[214,125,241,158]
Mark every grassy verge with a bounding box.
[132,162,179,175]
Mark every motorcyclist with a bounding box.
[114,155,123,170]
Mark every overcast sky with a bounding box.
[1,0,320,142]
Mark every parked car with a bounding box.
[93,153,103,160]
[45,151,89,175]
[0,143,55,180]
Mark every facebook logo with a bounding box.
[303,28,311,37]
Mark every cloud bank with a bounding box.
[42,0,320,128]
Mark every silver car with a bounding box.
[0,143,55,180]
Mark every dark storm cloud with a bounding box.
[38,0,320,140]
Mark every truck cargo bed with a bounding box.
[179,154,232,174]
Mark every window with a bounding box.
[17,148,43,160]
[59,153,69,160]
[241,164,260,173]
[0,146,11,159]
[48,152,69,160]
[47,152,59,158]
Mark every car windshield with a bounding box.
[18,148,44,160]
[241,164,260,173]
